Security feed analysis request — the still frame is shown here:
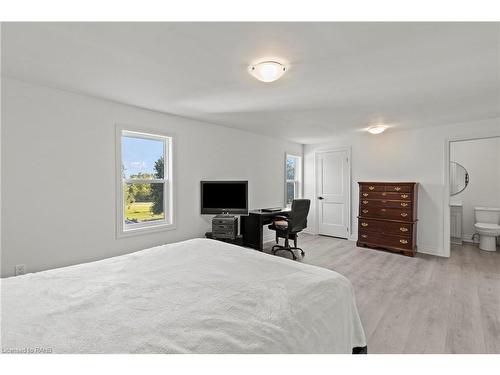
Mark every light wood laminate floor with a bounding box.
[263,234,500,354]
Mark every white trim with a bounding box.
[314,146,352,238]
[124,178,164,184]
[443,130,500,257]
[417,244,447,257]
[116,124,175,238]
[118,222,177,238]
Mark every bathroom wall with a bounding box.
[450,137,500,241]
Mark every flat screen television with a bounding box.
[200,181,248,214]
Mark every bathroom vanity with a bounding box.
[450,203,463,245]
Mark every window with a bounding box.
[285,154,302,206]
[117,128,173,236]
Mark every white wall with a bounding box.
[1,78,302,277]
[450,137,500,240]
[304,118,500,257]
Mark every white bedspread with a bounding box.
[1,238,366,353]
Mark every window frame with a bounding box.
[116,125,175,237]
[284,153,303,207]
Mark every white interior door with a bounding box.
[316,149,350,238]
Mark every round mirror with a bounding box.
[450,161,469,196]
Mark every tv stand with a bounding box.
[205,232,243,246]
[212,215,238,240]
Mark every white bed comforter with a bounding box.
[1,238,366,353]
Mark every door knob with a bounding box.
[318,197,324,200]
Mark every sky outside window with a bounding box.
[122,136,164,179]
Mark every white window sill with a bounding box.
[117,222,176,238]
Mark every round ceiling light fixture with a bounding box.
[367,125,388,134]
[248,61,287,82]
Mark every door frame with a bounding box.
[314,146,352,238]
[443,130,500,257]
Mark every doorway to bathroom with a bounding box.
[448,136,500,255]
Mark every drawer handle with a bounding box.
[362,209,369,214]
[382,192,387,196]
[401,194,408,199]
[361,222,368,227]
[401,202,408,207]
[400,239,408,244]
[381,208,386,212]
[361,234,368,239]
[401,213,408,217]
[362,193,369,197]
[400,227,408,232]
[362,200,369,204]
[368,186,375,190]
[394,187,401,191]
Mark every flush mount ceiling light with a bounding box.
[248,61,287,82]
[367,125,388,134]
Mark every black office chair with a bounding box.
[268,199,311,260]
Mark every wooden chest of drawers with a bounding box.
[357,182,418,257]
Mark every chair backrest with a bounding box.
[290,199,311,233]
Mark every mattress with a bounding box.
[1,238,366,353]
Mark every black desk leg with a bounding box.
[241,214,264,251]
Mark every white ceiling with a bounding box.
[2,22,499,144]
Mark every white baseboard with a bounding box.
[302,228,318,235]
[417,244,447,257]
[462,233,479,244]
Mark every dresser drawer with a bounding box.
[359,207,413,221]
[360,184,385,192]
[360,199,412,209]
[384,184,413,193]
[360,191,412,200]
[360,184,414,193]
[358,218,412,236]
[358,230,412,250]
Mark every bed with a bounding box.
[1,238,366,353]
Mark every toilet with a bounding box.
[474,207,500,251]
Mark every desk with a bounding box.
[241,208,290,250]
